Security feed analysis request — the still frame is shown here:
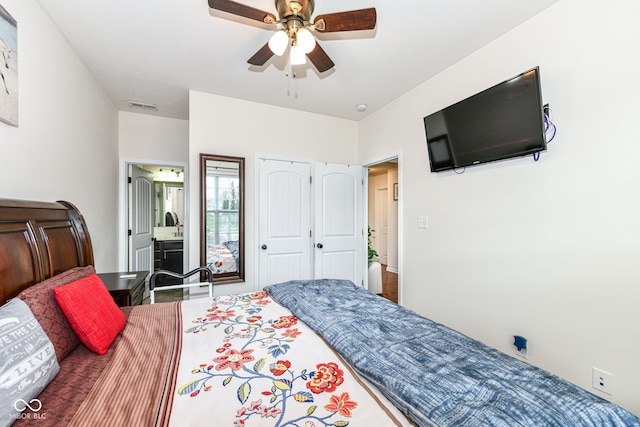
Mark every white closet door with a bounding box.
[258,159,312,287]
[129,165,154,276]
[314,163,365,286]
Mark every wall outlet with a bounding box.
[417,216,428,229]
[515,346,528,359]
[592,367,613,395]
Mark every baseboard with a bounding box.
[386,266,398,274]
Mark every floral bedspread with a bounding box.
[168,292,411,426]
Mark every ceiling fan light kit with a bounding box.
[268,30,289,56]
[295,27,316,54]
[208,0,377,73]
[268,23,316,61]
[290,44,306,65]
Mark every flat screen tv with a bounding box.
[424,67,546,172]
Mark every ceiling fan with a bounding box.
[208,0,377,73]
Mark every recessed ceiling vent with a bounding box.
[127,101,158,111]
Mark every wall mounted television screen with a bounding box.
[424,67,546,172]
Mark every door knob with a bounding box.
[261,244,267,250]
[316,243,323,249]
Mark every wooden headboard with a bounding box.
[0,198,94,304]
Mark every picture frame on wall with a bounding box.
[393,183,398,201]
[0,3,18,127]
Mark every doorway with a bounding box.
[119,160,188,299]
[366,157,400,303]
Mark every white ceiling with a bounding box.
[36,0,558,121]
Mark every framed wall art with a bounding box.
[0,3,17,127]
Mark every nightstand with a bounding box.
[99,271,147,307]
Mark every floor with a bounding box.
[143,289,183,304]
[381,264,399,304]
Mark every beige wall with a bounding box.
[0,0,119,272]
[358,0,640,415]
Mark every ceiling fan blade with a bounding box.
[209,0,277,24]
[314,8,376,32]
[247,43,275,66]
[306,43,335,73]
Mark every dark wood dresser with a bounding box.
[99,271,147,307]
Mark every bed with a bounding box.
[1,198,639,427]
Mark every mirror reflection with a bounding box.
[200,154,244,283]
[156,182,184,227]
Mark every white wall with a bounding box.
[118,111,188,162]
[0,0,119,272]
[189,90,358,295]
[358,0,640,415]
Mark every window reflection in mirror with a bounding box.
[200,154,244,283]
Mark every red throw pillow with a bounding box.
[53,274,126,355]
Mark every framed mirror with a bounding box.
[200,154,245,283]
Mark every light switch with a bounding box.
[417,216,428,229]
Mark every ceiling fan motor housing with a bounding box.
[276,0,314,21]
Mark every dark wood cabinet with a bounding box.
[154,240,184,286]
[99,271,147,307]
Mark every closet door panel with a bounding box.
[314,163,364,286]
[258,159,312,287]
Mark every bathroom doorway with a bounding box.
[120,160,188,299]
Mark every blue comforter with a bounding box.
[265,279,640,427]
